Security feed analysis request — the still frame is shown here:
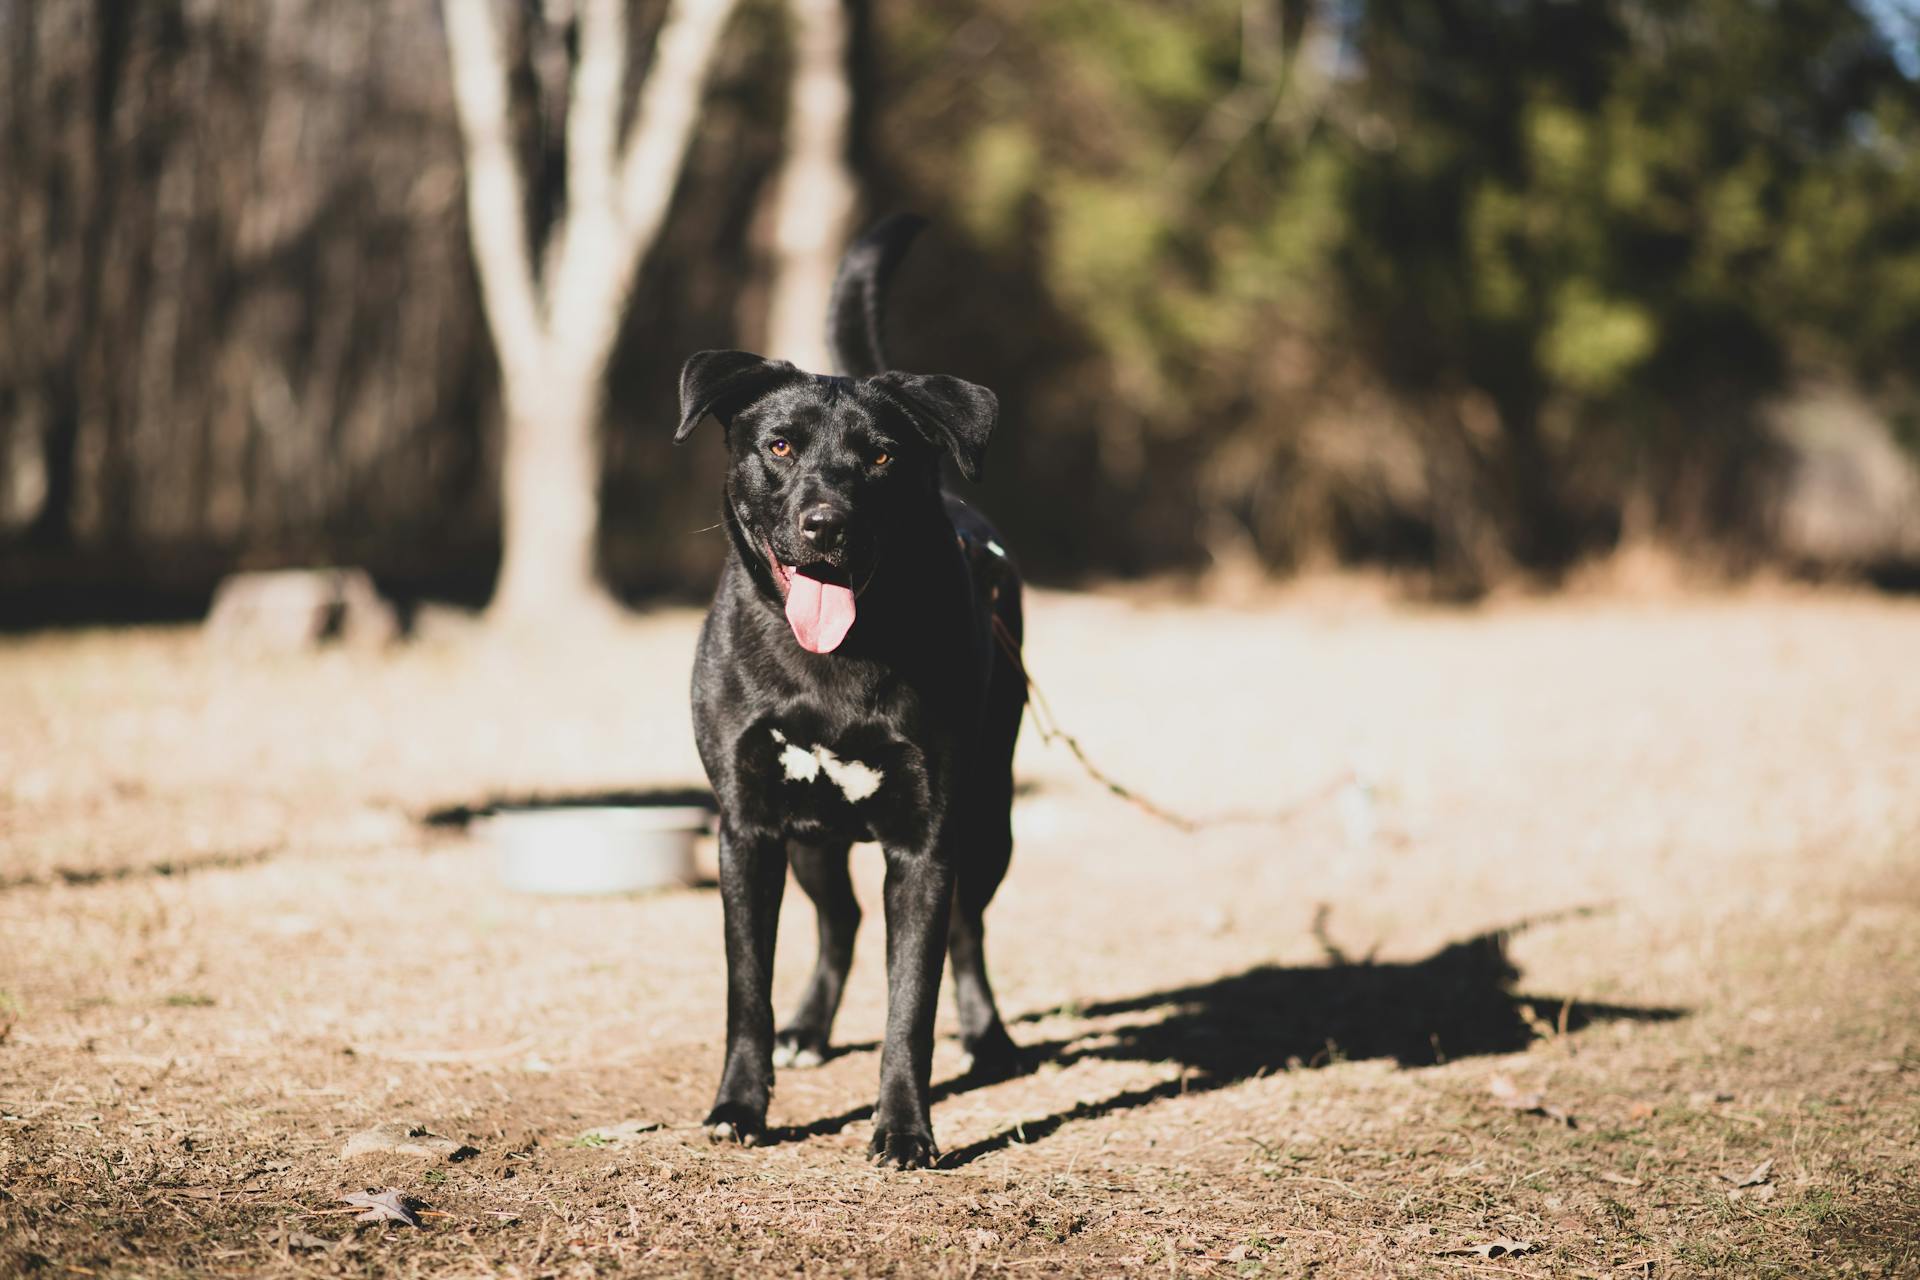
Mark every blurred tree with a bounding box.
[0,2,508,619]
[5,0,1920,619]
[1330,0,1920,576]
[761,0,857,372]
[442,0,742,624]
[868,0,1920,589]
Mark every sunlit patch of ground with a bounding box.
[2,590,1917,1276]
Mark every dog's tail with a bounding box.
[827,213,927,378]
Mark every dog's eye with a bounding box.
[870,450,890,468]
[768,438,792,458]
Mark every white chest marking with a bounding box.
[769,729,884,801]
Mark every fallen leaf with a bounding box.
[342,1124,476,1162]
[1488,1074,1538,1107]
[341,1189,423,1228]
[1600,1171,1643,1187]
[1729,1181,1777,1203]
[285,1232,335,1252]
[1446,1238,1536,1259]
[1725,1158,1774,1188]
[1626,1101,1656,1121]
[1488,1074,1576,1126]
[574,1119,662,1147]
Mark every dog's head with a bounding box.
[676,350,998,653]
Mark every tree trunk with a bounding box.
[442,0,744,626]
[491,373,605,624]
[763,0,856,373]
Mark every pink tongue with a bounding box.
[784,571,856,653]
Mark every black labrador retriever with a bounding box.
[674,216,1026,1169]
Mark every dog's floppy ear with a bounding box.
[863,371,999,482]
[676,350,802,442]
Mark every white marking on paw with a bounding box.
[775,1039,825,1069]
[709,1121,735,1142]
[984,539,1006,558]
[768,730,883,800]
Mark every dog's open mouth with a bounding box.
[769,553,857,654]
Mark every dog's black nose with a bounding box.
[800,504,849,552]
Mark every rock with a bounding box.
[575,1119,662,1147]
[341,1124,476,1162]
[204,568,399,652]
[1766,384,1920,570]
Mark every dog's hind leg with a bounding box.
[775,838,859,1068]
[948,579,1029,1082]
[947,805,1022,1081]
[947,633,1026,1081]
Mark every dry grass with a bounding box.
[2,589,1918,1277]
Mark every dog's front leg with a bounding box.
[706,820,787,1146]
[870,843,956,1169]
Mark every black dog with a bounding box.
[674,217,1025,1169]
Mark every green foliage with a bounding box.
[1046,177,1169,366]
[884,0,1920,579]
[1039,0,1231,114]
[1539,282,1657,395]
[961,124,1041,250]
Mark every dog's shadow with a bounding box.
[787,910,1685,1167]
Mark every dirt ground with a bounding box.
[2,585,1918,1277]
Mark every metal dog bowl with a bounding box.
[481,804,709,896]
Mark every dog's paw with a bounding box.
[957,1025,1024,1082]
[868,1126,940,1170]
[772,1029,829,1069]
[704,1102,769,1148]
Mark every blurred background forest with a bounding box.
[6,0,1920,625]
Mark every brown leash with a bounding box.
[990,614,1355,834]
